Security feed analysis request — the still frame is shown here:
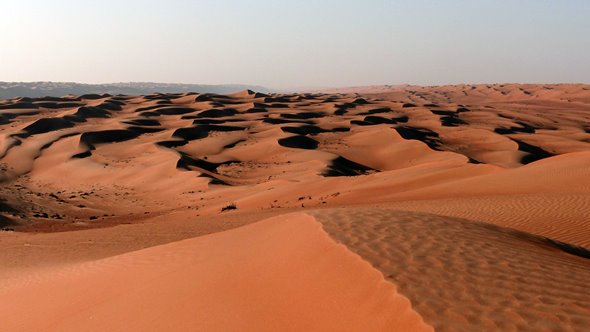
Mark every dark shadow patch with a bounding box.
[0,199,18,214]
[431,110,456,116]
[79,93,109,100]
[359,107,392,115]
[334,108,348,116]
[543,238,590,260]
[97,101,123,111]
[153,107,196,115]
[392,115,410,123]
[194,94,216,102]
[402,103,416,108]
[221,203,237,212]
[253,102,270,108]
[80,130,141,149]
[278,135,319,150]
[267,103,290,109]
[181,116,244,122]
[331,127,351,132]
[0,102,39,110]
[15,97,33,102]
[105,99,126,106]
[71,150,92,159]
[495,122,536,135]
[123,119,161,126]
[281,125,328,135]
[262,118,314,125]
[352,98,370,104]
[75,106,111,118]
[246,90,269,98]
[513,139,553,164]
[323,157,375,177]
[36,96,81,102]
[172,127,209,141]
[138,111,161,117]
[193,124,245,132]
[350,120,371,126]
[440,116,467,127]
[200,174,230,185]
[263,96,292,104]
[353,115,407,126]
[134,104,169,113]
[245,107,267,113]
[395,126,441,150]
[223,139,246,149]
[175,153,234,185]
[34,102,85,109]
[16,117,75,137]
[127,126,165,134]
[189,119,226,124]
[0,199,18,229]
[197,108,238,118]
[176,153,227,172]
[363,116,396,124]
[143,93,177,101]
[280,112,325,120]
[0,113,17,125]
[334,102,358,115]
[156,140,188,148]
[65,106,111,122]
[172,124,244,141]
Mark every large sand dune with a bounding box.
[0,213,431,332]
[0,84,589,330]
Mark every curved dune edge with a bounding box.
[368,151,590,248]
[0,213,432,332]
[313,208,590,332]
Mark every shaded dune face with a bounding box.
[0,85,588,238]
[313,208,590,332]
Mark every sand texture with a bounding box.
[0,84,589,331]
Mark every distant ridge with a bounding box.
[0,82,273,99]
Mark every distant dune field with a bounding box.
[0,81,273,99]
[0,84,589,331]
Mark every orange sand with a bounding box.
[0,213,431,332]
[1,84,589,331]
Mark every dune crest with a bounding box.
[0,213,432,332]
[314,208,590,332]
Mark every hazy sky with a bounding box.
[1,0,589,88]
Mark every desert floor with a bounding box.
[0,84,589,331]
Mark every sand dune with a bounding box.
[1,84,589,330]
[0,213,431,332]
[0,85,588,234]
[314,208,590,332]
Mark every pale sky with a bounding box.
[1,0,589,89]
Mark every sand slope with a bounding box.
[0,213,432,332]
[314,208,590,332]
